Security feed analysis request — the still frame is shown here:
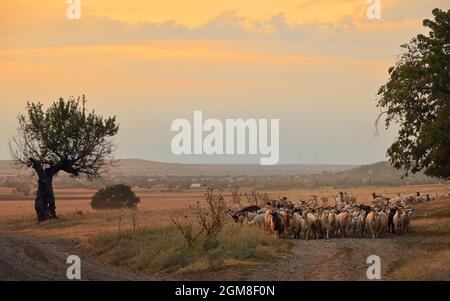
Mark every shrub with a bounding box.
[91,184,140,210]
[171,188,228,248]
[196,188,229,238]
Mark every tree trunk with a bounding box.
[31,160,57,222]
[35,174,57,222]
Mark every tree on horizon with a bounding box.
[10,96,119,222]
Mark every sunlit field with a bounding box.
[0,184,449,280]
[1,184,448,220]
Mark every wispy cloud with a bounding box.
[1,0,445,52]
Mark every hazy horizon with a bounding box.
[0,156,368,166]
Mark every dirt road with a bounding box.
[0,232,399,281]
[1,232,447,281]
[248,237,400,281]
[0,234,163,281]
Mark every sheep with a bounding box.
[311,212,322,239]
[339,192,357,206]
[377,210,388,237]
[349,211,359,236]
[392,207,412,235]
[372,197,384,207]
[415,195,427,203]
[289,212,303,239]
[372,192,383,199]
[320,210,335,239]
[398,208,412,234]
[333,195,345,210]
[366,210,378,238]
[248,213,265,228]
[327,210,337,238]
[244,192,421,240]
[336,212,350,238]
[301,212,316,240]
[389,197,402,207]
[350,210,366,237]
[393,208,404,235]
[246,212,258,223]
[403,192,420,205]
[264,209,273,230]
[278,210,291,237]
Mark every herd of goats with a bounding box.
[228,192,435,239]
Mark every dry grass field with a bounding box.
[0,184,449,280]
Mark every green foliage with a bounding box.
[91,184,140,210]
[376,8,450,180]
[11,95,119,178]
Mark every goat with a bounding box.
[289,212,303,239]
[336,212,350,238]
[269,211,283,239]
[393,208,404,235]
[248,213,265,228]
[366,210,378,238]
[301,212,316,240]
[377,210,388,237]
[246,212,258,223]
[320,210,336,239]
[387,208,397,233]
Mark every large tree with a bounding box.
[376,8,449,180]
[10,96,119,222]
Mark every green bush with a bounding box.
[91,184,140,210]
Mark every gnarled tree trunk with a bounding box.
[31,160,57,222]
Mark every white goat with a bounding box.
[248,213,265,228]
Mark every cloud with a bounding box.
[2,0,445,52]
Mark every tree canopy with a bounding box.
[11,96,119,179]
[376,8,450,180]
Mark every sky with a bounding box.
[0,0,447,164]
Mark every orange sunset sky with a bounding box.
[0,0,448,164]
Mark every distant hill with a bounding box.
[344,161,429,178]
[0,159,355,177]
[0,159,443,180]
[109,159,356,176]
[348,161,399,174]
[331,161,443,186]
